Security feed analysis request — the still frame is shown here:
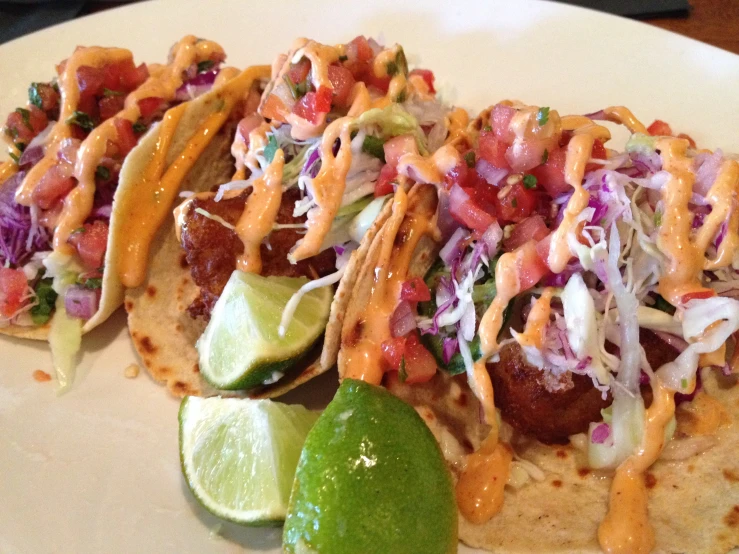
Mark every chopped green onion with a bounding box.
[338,55,348,62]
[103,88,125,97]
[464,151,476,168]
[8,152,20,163]
[81,278,103,290]
[398,357,408,382]
[395,89,407,103]
[132,119,147,134]
[95,165,111,181]
[541,149,549,164]
[483,125,492,132]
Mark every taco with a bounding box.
[125,36,462,398]
[0,36,269,387]
[340,101,739,552]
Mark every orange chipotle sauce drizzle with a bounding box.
[456,438,512,524]
[235,148,285,273]
[115,65,270,287]
[56,37,228,257]
[341,185,436,384]
[598,380,675,554]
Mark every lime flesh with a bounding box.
[179,396,319,526]
[197,270,332,390]
[283,379,458,554]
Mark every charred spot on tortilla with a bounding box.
[179,252,189,269]
[171,380,191,395]
[345,320,364,348]
[146,285,157,297]
[124,300,134,312]
[724,469,739,482]
[138,335,158,355]
[192,364,200,374]
[556,450,567,459]
[489,342,611,444]
[645,472,657,489]
[725,506,739,528]
[551,479,562,488]
[577,468,591,478]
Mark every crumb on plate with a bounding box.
[32,370,52,383]
[124,364,140,379]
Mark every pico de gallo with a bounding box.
[0,37,227,331]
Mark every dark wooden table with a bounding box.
[644,0,739,55]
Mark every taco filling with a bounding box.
[341,100,739,553]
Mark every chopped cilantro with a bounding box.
[263,134,279,163]
[681,378,688,390]
[6,126,18,139]
[132,119,147,134]
[362,135,386,162]
[31,278,57,325]
[654,210,663,227]
[541,149,549,164]
[16,142,26,152]
[103,88,124,97]
[16,108,31,130]
[8,152,19,163]
[537,106,550,126]
[398,357,408,382]
[28,83,44,109]
[95,165,110,181]
[511,198,518,208]
[197,60,215,73]
[52,81,59,93]
[81,277,103,290]
[71,227,86,235]
[395,88,407,103]
[523,174,537,189]
[66,110,95,132]
[464,151,476,168]
[652,294,676,315]
[338,55,348,62]
[483,125,492,132]
[386,60,398,77]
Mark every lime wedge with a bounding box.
[197,271,332,390]
[179,396,319,526]
[284,379,458,553]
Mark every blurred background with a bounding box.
[0,0,736,54]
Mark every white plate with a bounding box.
[1,1,738,552]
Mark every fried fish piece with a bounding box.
[179,187,336,318]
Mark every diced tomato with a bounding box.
[137,97,167,120]
[585,139,608,173]
[77,65,105,100]
[287,58,311,86]
[403,332,437,384]
[647,119,673,136]
[363,71,391,94]
[68,220,108,269]
[381,336,406,370]
[400,277,431,302]
[529,147,570,197]
[443,161,469,190]
[347,36,374,63]
[491,103,516,142]
[503,215,549,251]
[477,130,510,170]
[375,164,397,197]
[680,289,715,304]
[4,105,48,146]
[517,240,550,290]
[33,82,61,115]
[292,87,331,125]
[494,180,537,223]
[125,62,150,91]
[0,268,28,318]
[449,183,496,231]
[535,232,552,265]
[260,94,289,123]
[237,114,264,146]
[113,118,138,158]
[104,59,147,93]
[98,95,125,121]
[76,95,99,124]
[409,69,435,93]
[327,65,355,107]
[31,165,76,210]
[384,134,417,167]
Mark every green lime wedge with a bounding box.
[197,271,332,390]
[179,396,319,526]
[283,379,458,554]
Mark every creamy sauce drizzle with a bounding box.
[116,65,269,287]
[603,106,648,135]
[235,149,285,273]
[515,287,554,349]
[598,381,675,554]
[397,144,462,186]
[456,438,512,524]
